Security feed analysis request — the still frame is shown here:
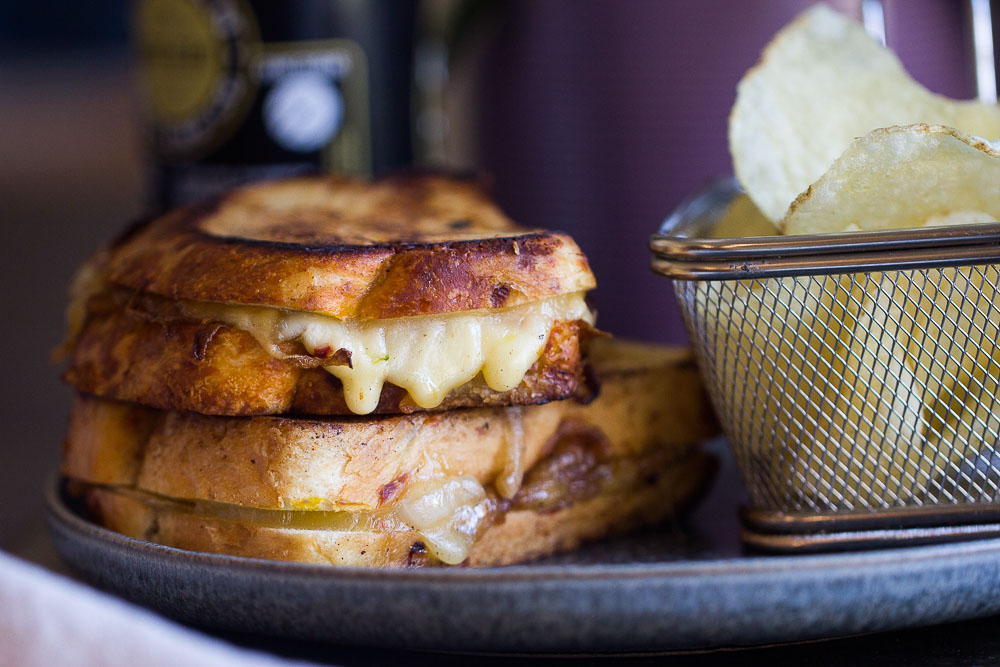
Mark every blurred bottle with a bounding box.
[133,0,415,211]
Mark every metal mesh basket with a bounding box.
[650,179,1000,552]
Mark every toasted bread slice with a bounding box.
[64,174,598,415]
[64,307,592,416]
[97,174,595,319]
[63,340,717,511]
[76,450,713,568]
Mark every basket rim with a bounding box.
[650,178,1000,280]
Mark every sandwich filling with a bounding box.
[181,292,593,414]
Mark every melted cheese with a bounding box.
[394,476,490,564]
[182,292,593,414]
[495,407,526,499]
[91,474,493,566]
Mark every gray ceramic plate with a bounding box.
[45,444,1000,655]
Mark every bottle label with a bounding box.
[257,40,371,175]
[136,0,259,159]
[135,0,371,177]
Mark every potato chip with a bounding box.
[707,193,780,238]
[730,5,1000,223]
[782,124,1000,235]
[779,124,1000,493]
[696,273,930,508]
[780,123,1000,408]
[896,262,1000,494]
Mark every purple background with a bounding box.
[472,0,974,342]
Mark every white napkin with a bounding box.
[0,550,316,667]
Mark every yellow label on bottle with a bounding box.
[135,0,259,158]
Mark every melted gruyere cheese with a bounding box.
[182,292,593,414]
[495,407,525,499]
[394,476,491,564]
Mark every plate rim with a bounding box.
[45,475,1000,582]
[47,475,1000,652]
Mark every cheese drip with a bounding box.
[394,476,491,565]
[183,292,593,414]
[495,407,526,499]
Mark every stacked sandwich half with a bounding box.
[59,174,716,567]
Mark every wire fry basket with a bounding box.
[650,179,1000,552]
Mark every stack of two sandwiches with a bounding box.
[59,175,716,567]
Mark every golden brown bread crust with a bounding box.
[77,450,713,568]
[64,304,593,415]
[97,174,595,319]
[63,340,718,511]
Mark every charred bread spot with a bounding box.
[448,219,471,229]
[192,323,223,361]
[198,234,394,255]
[195,229,554,263]
[407,540,429,567]
[378,473,409,505]
[490,284,511,308]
